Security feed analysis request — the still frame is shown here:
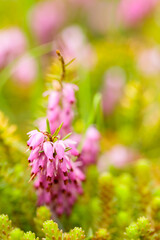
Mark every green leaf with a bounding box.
[53,137,58,143]
[52,122,63,137]
[64,147,72,152]
[46,119,51,134]
[65,58,76,67]
[62,132,72,141]
[35,127,40,132]
[39,150,44,153]
[86,92,103,129]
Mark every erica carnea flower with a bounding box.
[53,25,96,69]
[39,81,78,136]
[98,145,138,172]
[118,0,157,27]
[27,124,85,215]
[137,47,160,77]
[102,67,125,115]
[30,0,66,43]
[11,54,37,86]
[0,27,27,69]
[79,126,100,167]
[0,27,37,87]
[36,160,84,215]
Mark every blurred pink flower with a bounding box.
[118,0,157,27]
[11,54,37,86]
[137,47,160,76]
[30,0,66,43]
[98,145,137,171]
[36,118,46,132]
[102,67,125,115]
[53,25,96,69]
[0,27,27,69]
[78,126,100,167]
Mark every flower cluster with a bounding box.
[118,0,157,27]
[0,27,37,86]
[102,67,125,115]
[79,126,100,167]
[39,81,78,136]
[53,25,96,69]
[12,54,37,86]
[30,0,66,43]
[98,145,138,172]
[0,27,26,69]
[27,51,100,215]
[27,128,85,215]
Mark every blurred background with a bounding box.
[1,0,160,158]
[1,0,160,234]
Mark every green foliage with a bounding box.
[9,228,24,240]
[135,159,151,214]
[0,211,159,240]
[61,166,100,232]
[98,173,115,230]
[137,217,152,238]
[2,1,160,238]
[34,206,51,238]
[135,159,151,183]
[0,214,12,239]
[42,220,62,240]
[0,111,36,231]
[125,223,140,240]
[22,231,39,240]
[125,217,152,240]
[93,228,110,240]
[63,227,85,240]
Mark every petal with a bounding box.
[43,141,53,160]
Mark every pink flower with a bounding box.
[78,126,100,167]
[27,131,44,150]
[28,147,40,163]
[54,140,65,160]
[48,91,60,110]
[53,25,97,69]
[36,160,85,215]
[0,27,27,69]
[102,67,125,115]
[85,126,100,141]
[36,168,84,216]
[27,127,85,215]
[98,145,138,171]
[30,0,66,43]
[62,83,78,104]
[38,82,78,136]
[65,139,79,156]
[118,0,157,27]
[137,47,160,76]
[43,142,53,161]
[35,118,46,132]
[11,54,37,86]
